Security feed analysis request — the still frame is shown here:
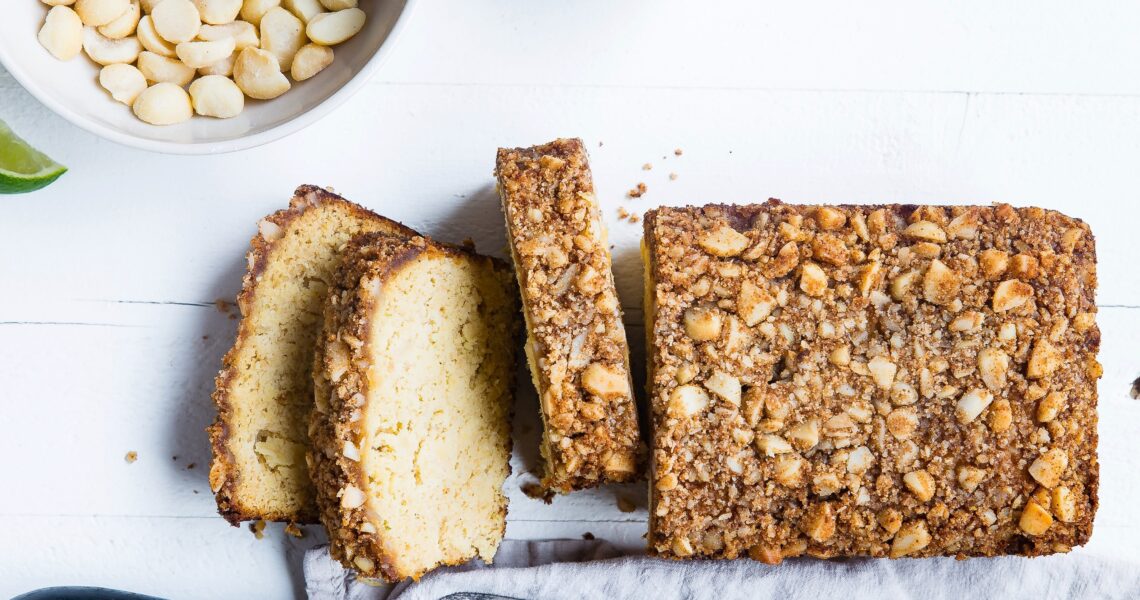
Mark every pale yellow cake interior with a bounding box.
[361,253,515,574]
[224,204,406,519]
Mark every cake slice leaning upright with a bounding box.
[496,138,644,493]
[309,232,520,581]
[209,185,418,525]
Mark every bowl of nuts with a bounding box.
[0,0,414,154]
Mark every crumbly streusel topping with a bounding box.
[497,138,644,492]
[644,202,1099,561]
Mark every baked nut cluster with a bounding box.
[37,0,365,125]
[644,201,1099,561]
[496,138,644,492]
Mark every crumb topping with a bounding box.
[645,202,1099,561]
[497,138,644,492]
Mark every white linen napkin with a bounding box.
[304,539,1140,600]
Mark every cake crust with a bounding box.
[644,202,1099,561]
[208,185,417,525]
[310,233,519,581]
[496,138,644,492]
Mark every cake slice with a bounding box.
[496,138,643,493]
[644,202,1100,561]
[208,185,417,525]
[310,233,519,581]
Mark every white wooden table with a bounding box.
[3,1,1140,597]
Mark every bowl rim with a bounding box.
[0,0,417,155]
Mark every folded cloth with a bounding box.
[305,539,1140,600]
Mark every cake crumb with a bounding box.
[249,519,266,540]
[617,207,630,220]
[629,214,640,223]
[284,522,305,538]
[669,172,678,181]
[214,299,233,314]
[642,163,653,171]
[522,482,554,504]
[1131,376,1140,399]
[186,462,196,470]
[627,182,647,198]
[617,496,637,513]
[582,532,595,540]
[674,148,683,156]
[124,451,138,464]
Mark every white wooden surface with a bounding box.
[3,1,1140,598]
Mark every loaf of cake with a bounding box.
[643,202,1100,561]
[209,186,417,524]
[496,138,643,493]
[309,233,519,580]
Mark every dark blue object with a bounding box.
[11,587,166,600]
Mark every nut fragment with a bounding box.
[946,209,980,239]
[198,20,260,49]
[815,206,846,230]
[867,356,897,389]
[877,509,902,535]
[283,0,324,21]
[138,50,196,85]
[954,388,994,424]
[890,382,917,406]
[1028,448,1068,488]
[764,242,799,278]
[799,262,828,297]
[705,371,741,405]
[886,408,918,439]
[683,306,722,341]
[194,0,242,24]
[260,6,305,70]
[1027,338,1062,379]
[1019,500,1053,536]
[339,484,365,509]
[188,74,244,118]
[76,0,130,26]
[82,27,142,65]
[306,7,366,45]
[39,6,85,60]
[774,454,805,486]
[857,261,883,296]
[137,15,177,56]
[1008,253,1040,280]
[668,384,709,419]
[979,249,1009,280]
[922,259,960,305]
[903,469,935,502]
[846,446,874,474]
[976,348,1009,391]
[956,466,987,492]
[737,280,775,326]
[756,434,794,456]
[992,279,1034,312]
[99,63,147,104]
[889,520,931,558]
[233,46,291,99]
[97,0,141,39]
[801,503,836,543]
[903,220,947,243]
[581,362,630,400]
[782,420,818,452]
[1051,486,1077,522]
[290,42,332,80]
[948,311,984,333]
[671,536,694,557]
[132,82,193,125]
[151,0,201,43]
[812,233,848,266]
[987,399,1012,433]
[1036,392,1066,423]
[889,269,919,301]
[240,0,281,26]
[175,36,235,67]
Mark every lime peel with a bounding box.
[0,119,67,194]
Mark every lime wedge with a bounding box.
[0,119,67,194]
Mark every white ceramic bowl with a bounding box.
[0,0,414,154]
